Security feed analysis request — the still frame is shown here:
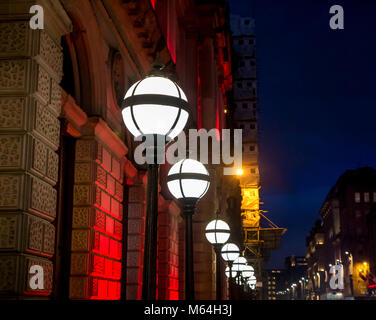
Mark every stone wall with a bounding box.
[0,1,71,298]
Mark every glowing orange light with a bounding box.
[236,168,244,176]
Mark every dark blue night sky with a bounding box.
[228,0,376,268]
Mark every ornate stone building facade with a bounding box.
[0,0,239,300]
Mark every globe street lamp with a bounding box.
[221,243,240,299]
[247,275,257,290]
[225,266,237,278]
[241,265,254,280]
[205,218,231,300]
[122,70,189,300]
[167,159,210,299]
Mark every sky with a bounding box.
[228,0,376,268]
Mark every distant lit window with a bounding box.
[364,192,370,203]
[355,192,361,203]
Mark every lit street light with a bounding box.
[221,243,240,299]
[167,159,210,300]
[205,217,231,300]
[122,68,189,300]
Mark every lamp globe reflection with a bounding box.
[205,219,230,245]
[122,75,189,141]
[167,159,210,203]
[241,265,255,279]
[221,243,240,262]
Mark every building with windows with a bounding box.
[262,269,287,300]
[229,16,285,298]
[305,167,376,299]
[0,0,242,300]
[305,220,325,300]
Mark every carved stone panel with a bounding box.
[0,59,29,93]
[32,138,48,175]
[27,215,43,252]
[46,149,59,183]
[30,176,57,219]
[42,221,55,255]
[0,21,29,57]
[0,135,23,169]
[38,31,63,80]
[34,101,60,150]
[0,214,18,249]
[36,65,50,104]
[0,97,25,131]
[0,174,21,209]
[0,256,17,293]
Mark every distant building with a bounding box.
[306,167,376,300]
[230,15,286,300]
[284,255,307,300]
[262,269,287,300]
[305,220,325,300]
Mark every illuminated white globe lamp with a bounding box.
[241,265,255,279]
[232,256,247,273]
[247,275,257,289]
[225,266,237,278]
[167,159,210,205]
[205,219,230,245]
[221,243,240,262]
[122,74,189,141]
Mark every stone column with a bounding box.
[0,1,71,298]
[125,183,146,300]
[69,119,127,300]
[157,199,180,300]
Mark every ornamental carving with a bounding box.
[0,97,24,130]
[46,149,59,183]
[34,102,60,149]
[0,175,20,208]
[36,65,50,103]
[0,215,17,249]
[0,257,16,292]
[30,177,57,218]
[72,207,90,228]
[73,185,91,206]
[39,31,63,79]
[0,22,28,57]
[42,222,55,255]
[74,162,92,184]
[111,51,125,107]
[0,60,27,92]
[71,229,89,251]
[27,216,43,251]
[32,138,47,175]
[50,80,61,115]
[0,135,22,168]
[70,253,88,275]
